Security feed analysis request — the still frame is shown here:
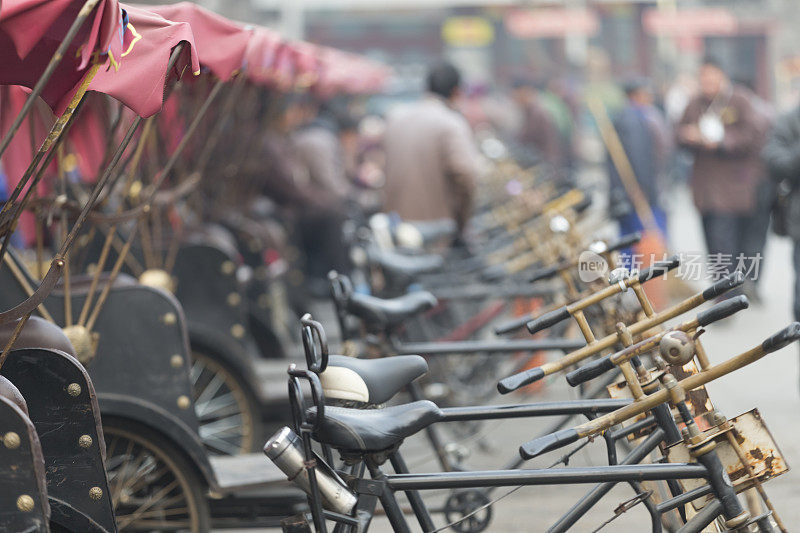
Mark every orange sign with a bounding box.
[505,8,598,39]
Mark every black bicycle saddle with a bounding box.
[346,291,438,329]
[322,354,428,405]
[308,400,443,452]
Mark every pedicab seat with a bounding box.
[307,400,443,452]
[346,291,437,329]
[322,354,428,404]
[0,316,76,358]
[369,247,444,278]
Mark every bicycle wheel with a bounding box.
[103,418,211,532]
[189,350,263,455]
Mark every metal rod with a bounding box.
[547,429,665,533]
[396,338,584,355]
[386,463,707,491]
[438,399,632,422]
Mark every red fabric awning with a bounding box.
[0,0,125,110]
[243,26,282,86]
[82,4,200,118]
[146,2,252,82]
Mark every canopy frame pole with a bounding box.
[0,0,102,160]
[85,73,225,330]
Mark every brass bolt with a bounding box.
[170,355,183,368]
[226,292,241,307]
[3,432,21,449]
[177,395,190,410]
[67,383,82,397]
[230,323,245,339]
[88,487,103,500]
[221,261,235,275]
[16,495,34,512]
[78,435,93,448]
[161,312,177,325]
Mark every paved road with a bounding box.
[231,185,800,532]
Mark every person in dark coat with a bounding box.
[677,57,763,283]
[763,103,800,320]
[607,77,671,238]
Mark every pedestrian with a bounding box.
[762,102,800,323]
[382,62,480,245]
[607,77,672,239]
[511,76,563,169]
[677,57,764,287]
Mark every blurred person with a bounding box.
[292,99,352,201]
[737,80,775,301]
[511,77,562,168]
[677,57,763,286]
[283,97,353,293]
[608,78,672,239]
[541,77,577,174]
[762,102,800,322]
[382,62,479,244]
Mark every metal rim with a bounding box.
[103,424,204,532]
[190,350,256,455]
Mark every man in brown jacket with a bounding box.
[383,63,479,240]
[677,57,764,283]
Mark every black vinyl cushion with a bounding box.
[369,248,444,278]
[326,355,428,405]
[346,291,437,328]
[308,401,443,452]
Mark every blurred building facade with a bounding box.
[180,0,800,106]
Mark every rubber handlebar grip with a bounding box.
[526,306,570,334]
[696,295,749,327]
[637,255,680,283]
[494,315,535,335]
[565,355,615,387]
[497,367,545,394]
[702,272,745,301]
[762,322,800,353]
[519,429,580,460]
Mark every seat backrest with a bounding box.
[0,394,50,532]
[0,316,77,359]
[2,348,116,533]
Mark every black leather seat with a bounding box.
[309,401,443,452]
[347,291,437,329]
[323,355,428,404]
[369,248,444,278]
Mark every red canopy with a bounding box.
[241,28,388,94]
[146,2,252,82]
[243,26,282,86]
[82,4,200,118]
[311,46,390,95]
[0,0,125,110]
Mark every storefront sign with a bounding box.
[442,17,494,47]
[504,8,598,39]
